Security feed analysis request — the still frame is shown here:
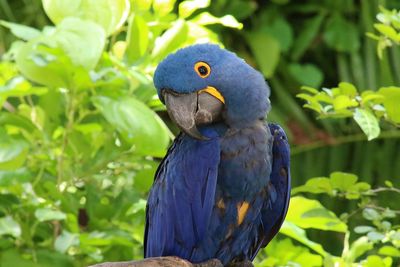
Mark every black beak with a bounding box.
[163,90,224,140]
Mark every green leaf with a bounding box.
[246,32,280,78]
[125,14,149,63]
[151,19,188,61]
[378,87,400,123]
[16,17,105,88]
[367,231,385,242]
[385,180,393,187]
[323,14,360,52]
[291,13,325,60]
[127,199,147,215]
[34,208,67,222]
[42,0,130,35]
[288,63,323,87]
[185,22,220,44]
[382,209,396,219]
[0,249,39,267]
[362,255,393,267]
[0,137,28,171]
[280,221,327,256]
[353,108,380,140]
[0,194,20,209]
[0,76,48,99]
[0,20,41,41]
[332,95,358,110]
[179,0,210,18]
[36,249,74,267]
[79,231,112,246]
[73,123,103,135]
[338,82,357,97]
[351,182,371,192]
[374,24,399,41]
[379,246,400,257]
[292,177,333,195]
[190,12,243,29]
[153,0,176,16]
[55,231,79,253]
[286,196,347,232]
[0,168,30,187]
[0,216,21,238]
[92,96,170,157]
[45,17,106,70]
[17,104,46,131]
[354,226,376,234]
[345,237,373,263]
[381,221,391,231]
[330,172,358,191]
[361,91,384,105]
[262,17,293,52]
[300,86,319,94]
[262,238,323,267]
[363,208,381,221]
[134,160,159,192]
[392,231,400,240]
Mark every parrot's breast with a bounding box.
[145,121,276,265]
[191,121,274,264]
[218,121,273,200]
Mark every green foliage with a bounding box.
[0,0,242,266]
[298,82,400,140]
[293,172,371,199]
[285,196,347,233]
[367,7,400,58]
[282,172,400,266]
[42,0,130,36]
[323,14,360,52]
[257,238,323,267]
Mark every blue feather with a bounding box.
[145,129,220,259]
[146,44,291,265]
[250,123,291,259]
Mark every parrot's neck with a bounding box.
[199,119,268,138]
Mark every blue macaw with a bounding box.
[144,44,290,266]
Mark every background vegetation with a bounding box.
[0,0,400,266]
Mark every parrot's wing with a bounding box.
[144,132,220,259]
[251,123,291,258]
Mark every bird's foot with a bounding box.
[226,260,254,267]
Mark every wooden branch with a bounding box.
[89,257,223,267]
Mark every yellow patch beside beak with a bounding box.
[199,86,225,104]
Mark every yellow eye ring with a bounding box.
[194,62,211,78]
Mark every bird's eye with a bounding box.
[194,62,211,78]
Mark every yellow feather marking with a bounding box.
[199,86,225,104]
[217,198,225,209]
[237,201,250,225]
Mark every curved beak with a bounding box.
[163,87,224,140]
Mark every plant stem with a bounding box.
[341,231,350,259]
[337,53,351,82]
[291,130,400,155]
[370,187,400,194]
[57,88,77,187]
[2,100,15,112]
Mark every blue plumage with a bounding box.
[145,44,291,265]
[154,44,270,127]
[145,128,220,258]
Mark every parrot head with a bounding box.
[154,43,270,140]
